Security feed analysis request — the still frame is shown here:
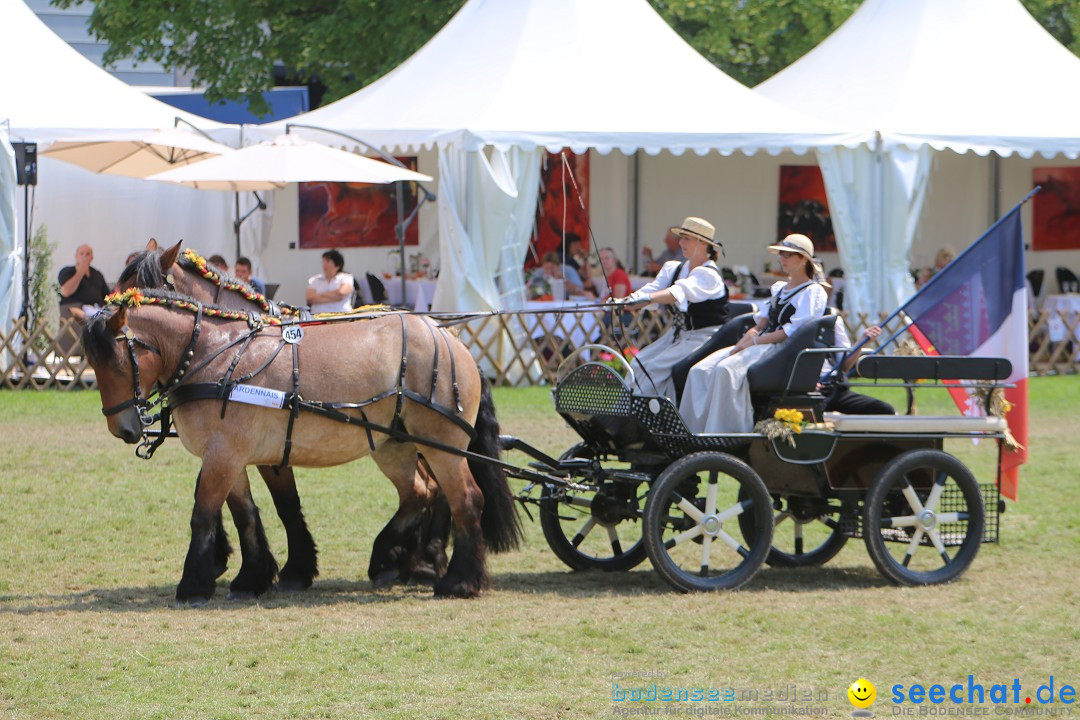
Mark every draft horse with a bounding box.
[115,241,452,589]
[82,289,521,603]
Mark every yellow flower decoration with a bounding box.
[773,408,805,433]
[105,288,146,307]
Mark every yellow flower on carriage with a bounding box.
[773,408,805,433]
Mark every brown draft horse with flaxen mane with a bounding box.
[114,241,452,591]
[82,287,520,604]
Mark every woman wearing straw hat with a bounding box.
[680,233,828,434]
[621,216,731,400]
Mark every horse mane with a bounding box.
[81,309,120,368]
[176,249,279,313]
[118,250,167,289]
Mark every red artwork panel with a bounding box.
[529,151,590,269]
[777,165,836,253]
[1032,167,1080,250]
[298,157,420,248]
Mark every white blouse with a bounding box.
[627,260,727,312]
[754,281,828,337]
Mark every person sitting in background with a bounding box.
[234,256,266,295]
[641,229,684,276]
[207,254,229,272]
[58,244,110,309]
[622,216,730,399]
[916,247,954,289]
[528,251,584,300]
[593,247,631,300]
[680,233,829,434]
[306,249,354,314]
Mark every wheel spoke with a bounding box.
[793,521,804,556]
[936,511,967,523]
[901,527,925,566]
[716,528,749,557]
[606,525,623,557]
[714,500,748,524]
[704,471,719,516]
[665,524,703,549]
[571,517,597,547]
[775,511,791,526]
[925,528,950,563]
[882,514,918,528]
[675,494,704,522]
[923,473,947,512]
[900,479,926,514]
[699,534,714,576]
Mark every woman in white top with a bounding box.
[680,234,828,434]
[622,216,730,400]
[306,249,355,314]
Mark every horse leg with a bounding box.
[423,449,489,599]
[193,471,231,578]
[414,457,451,583]
[255,464,319,591]
[368,442,436,587]
[224,469,280,601]
[176,460,244,606]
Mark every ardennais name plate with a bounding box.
[228,384,287,409]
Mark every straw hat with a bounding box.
[767,234,829,286]
[670,217,722,250]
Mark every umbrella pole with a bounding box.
[397,181,406,305]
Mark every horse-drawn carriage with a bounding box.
[506,310,1008,592]
[84,243,1009,602]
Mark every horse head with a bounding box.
[81,299,169,444]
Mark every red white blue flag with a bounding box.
[902,205,1028,500]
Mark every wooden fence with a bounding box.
[2,308,1079,390]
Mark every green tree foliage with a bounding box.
[51,0,465,115]
[648,0,862,87]
[51,0,1080,112]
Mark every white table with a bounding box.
[384,277,437,311]
[1043,294,1080,342]
[523,300,601,349]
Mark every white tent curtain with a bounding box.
[432,145,542,313]
[238,191,274,280]
[0,127,21,373]
[816,141,932,317]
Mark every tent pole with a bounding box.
[630,151,640,273]
[20,185,29,320]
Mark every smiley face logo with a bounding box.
[848,678,876,709]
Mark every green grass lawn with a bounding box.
[0,378,1077,719]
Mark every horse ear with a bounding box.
[145,238,159,251]
[159,241,182,271]
[106,306,126,334]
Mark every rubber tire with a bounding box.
[863,449,985,586]
[737,492,849,568]
[539,444,648,572]
[643,452,773,592]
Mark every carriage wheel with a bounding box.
[737,493,849,568]
[863,449,985,586]
[539,444,648,572]
[643,452,773,592]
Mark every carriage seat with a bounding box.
[823,413,1007,434]
[747,314,837,395]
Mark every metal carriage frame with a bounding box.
[506,343,1011,593]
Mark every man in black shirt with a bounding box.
[58,244,110,308]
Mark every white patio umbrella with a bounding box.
[40,127,235,178]
[147,134,432,189]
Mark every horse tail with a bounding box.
[468,371,523,553]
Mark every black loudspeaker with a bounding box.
[12,142,37,186]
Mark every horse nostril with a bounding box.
[120,427,140,444]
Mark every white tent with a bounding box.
[0,125,19,372]
[0,0,237,307]
[258,0,866,313]
[757,0,1080,314]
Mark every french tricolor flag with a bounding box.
[902,205,1028,501]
